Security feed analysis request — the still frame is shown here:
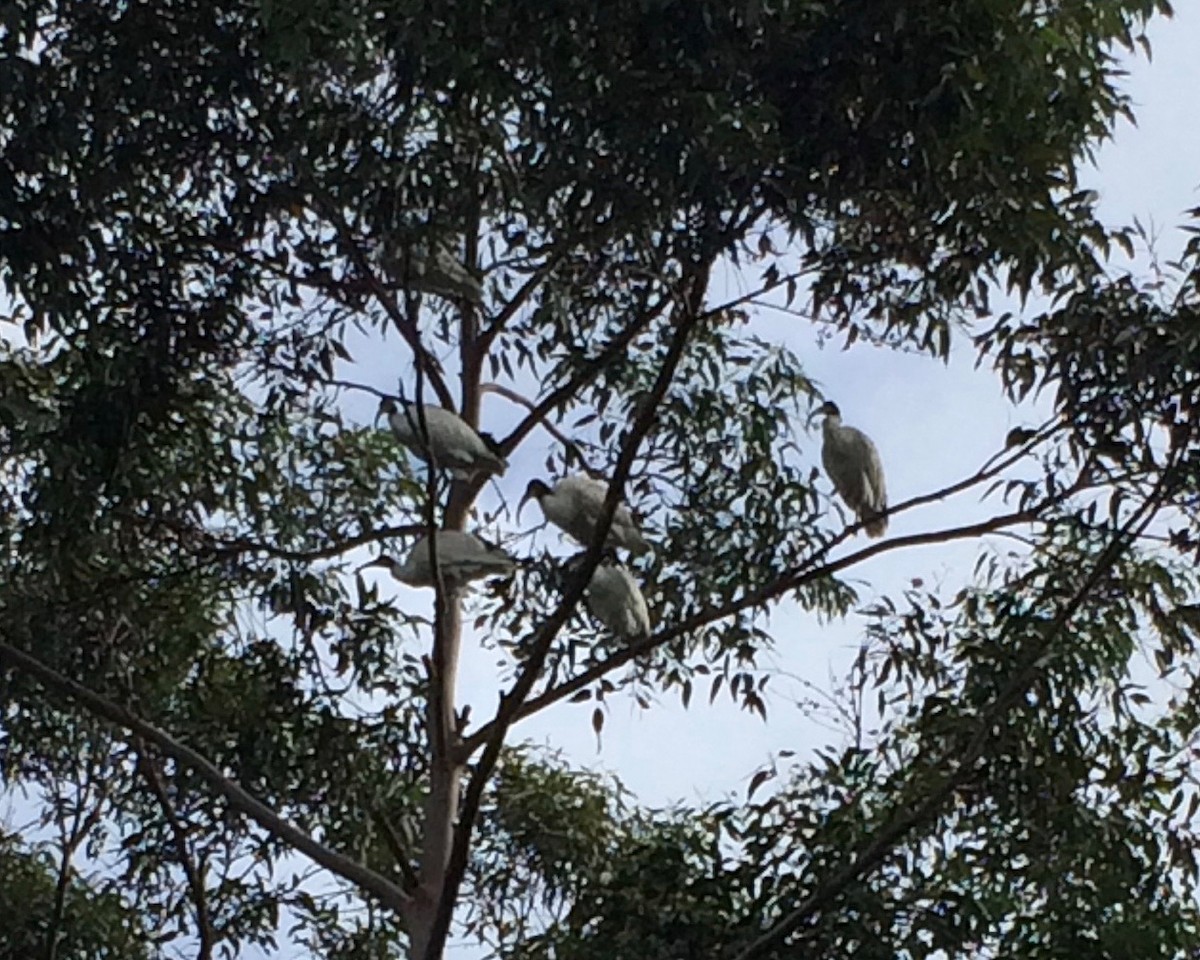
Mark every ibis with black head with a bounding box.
[360,530,515,589]
[518,475,650,555]
[813,400,888,538]
[379,397,507,478]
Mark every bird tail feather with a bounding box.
[471,556,515,576]
[863,513,887,538]
[481,452,509,476]
[626,530,652,556]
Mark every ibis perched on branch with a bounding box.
[814,401,888,538]
[392,241,484,306]
[360,531,515,589]
[568,554,651,641]
[519,475,651,555]
[379,397,508,478]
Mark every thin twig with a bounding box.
[312,193,456,410]
[495,291,674,457]
[697,268,813,322]
[124,512,427,564]
[444,261,675,526]
[476,261,557,357]
[827,414,1061,538]
[45,848,71,960]
[44,753,111,960]
[369,807,421,892]
[326,378,395,400]
[206,524,427,564]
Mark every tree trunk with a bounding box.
[406,584,465,959]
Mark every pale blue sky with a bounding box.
[4,8,1198,958]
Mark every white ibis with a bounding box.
[568,555,651,641]
[379,398,508,478]
[814,401,888,537]
[519,475,650,555]
[395,242,484,306]
[360,531,515,589]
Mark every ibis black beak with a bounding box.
[807,401,837,427]
[517,480,548,522]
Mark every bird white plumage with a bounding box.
[379,398,507,478]
[519,475,650,555]
[576,559,651,641]
[362,531,515,589]
[817,401,888,538]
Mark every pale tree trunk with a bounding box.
[407,209,483,953]
[406,599,465,960]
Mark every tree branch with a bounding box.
[46,844,71,960]
[475,261,556,358]
[405,298,470,960]
[730,473,1173,960]
[460,199,484,425]
[134,745,215,960]
[460,431,1074,754]
[495,291,674,457]
[370,807,421,893]
[123,509,426,565]
[461,505,1044,755]
[0,641,414,916]
[325,377,395,400]
[422,261,715,960]
[206,524,428,563]
[804,414,1059,543]
[480,382,599,476]
[44,751,112,960]
[696,268,813,322]
[444,263,675,533]
[312,194,457,410]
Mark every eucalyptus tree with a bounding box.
[1,1,1199,959]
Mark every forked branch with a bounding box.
[312,193,456,410]
[135,744,216,960]
[496,290,674,457]
[481,382,599,475]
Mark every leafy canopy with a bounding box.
[2,0,1199,959]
